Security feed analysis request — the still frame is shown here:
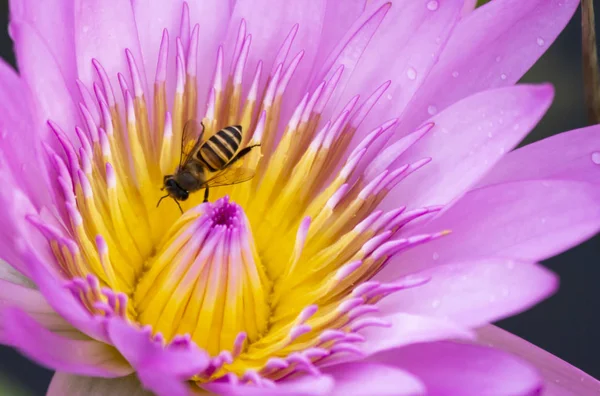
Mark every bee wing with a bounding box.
[179,120,205,168]
[204,167,256,188]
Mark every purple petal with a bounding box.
[371,341,543,395]
[9,0,77,98]
[132,0,231,111]
[74,0,148,106]
[9,20,78,142]
[377,258,557,327]
[478,124,600,186]
[398,0,579,136]
[385,180,600,276]
[322,362,424,395]
[204,375,334,395]
[1,307,132,377]
[48,373,152,396]
[106,318,210,396]
[475,325,600,396]
[0,279,78,337]
[323,0,463,134]
[226,0,326,112]
[383,84,553,210]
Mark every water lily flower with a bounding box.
[0,0,599,394]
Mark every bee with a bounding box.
[157,120,260,213]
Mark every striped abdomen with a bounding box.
[197,125,242,171]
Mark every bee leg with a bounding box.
[174,199,184,214]
[203,186,210,203]
[230,144,261,165]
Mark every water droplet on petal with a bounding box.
[452,71,459,78]
[427,105,438,115]
[536,37,545,46]
[427,0,439,11]
[487,131,494,138]
[500,73,507,80]
[406,67,417,80]
[495,56,502,63]
[591,151,600,164]
[432,252,439,260]
[431,299,441,308]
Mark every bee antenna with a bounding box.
[156,194,169,208]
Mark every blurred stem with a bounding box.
[582,0,600,125]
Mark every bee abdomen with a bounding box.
[198,125,242,171]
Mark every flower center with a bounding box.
[31,3,447,383]
[134,197,270,359]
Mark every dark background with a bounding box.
[0,1,598,395]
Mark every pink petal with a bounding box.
[132,0,231,110]
[377,258,557,327]
[21,248,109,342]
[312,0,367,71]
[1,307,132,377]
[48,373,152,396]
[322,362,424,396]
[0,261,33,287]
[354,313,473,359]
[226,0,326,107]
[383,84,553,209]
[461,0,478,16]
[309,1,391,118]
[386,180,600,275]
[478,124,600,187]
[204,375,334,395]
[0,184,42,278]
[0,58,51,208]
[398,0,579,136]
[0,279,78,337]
[322,0,463,133]
[371,341,542,395]
[9,0,77,98]
[9,20,78,141]
[106,318,210,396]
[74,0,148,105]
[475,325,600,396]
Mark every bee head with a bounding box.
[164,177,189,201]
